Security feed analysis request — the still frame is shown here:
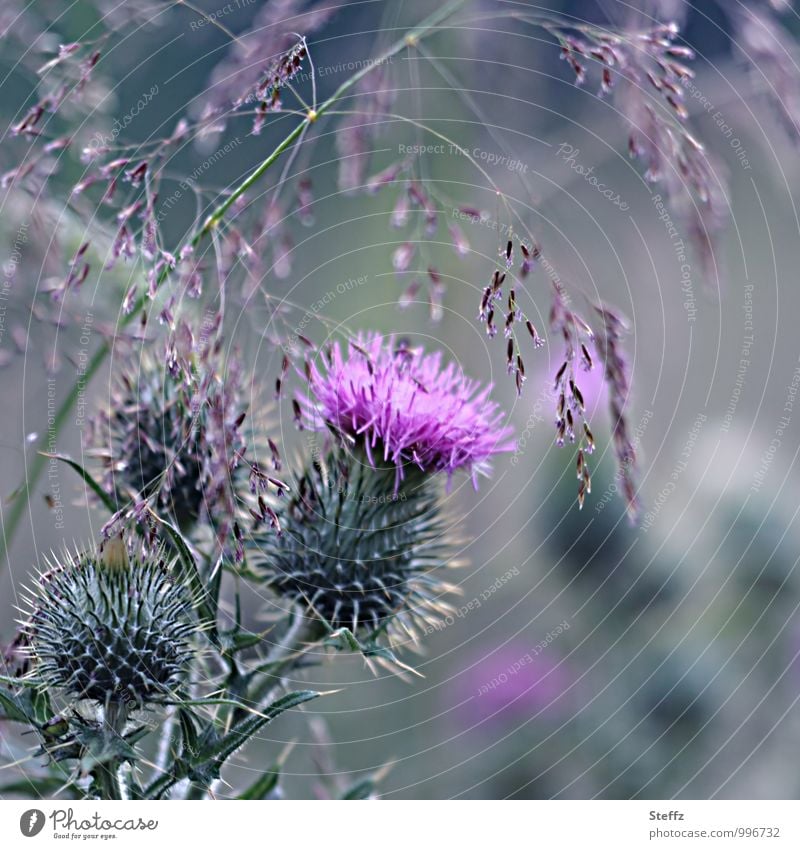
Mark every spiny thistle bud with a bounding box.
[89,321,250,533]
[251,449,456,641]
[22,543,195,708]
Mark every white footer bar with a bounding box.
[2,799,798,847]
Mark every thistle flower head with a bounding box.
[90,322,250,533]
[251,449,455,641]
[22,542,195,707]
[300,333,515,488]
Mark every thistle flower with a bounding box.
[300,333,515,488]
[88,322,254,537]
[457,644,573,727]
[251,449,455,640]
[22,542,195,708]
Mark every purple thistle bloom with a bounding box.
[301,333,515,487]
[456,645,574,728]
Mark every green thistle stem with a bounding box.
[95,701,129,801]
[235,615,314,722]
[0,0,469,574]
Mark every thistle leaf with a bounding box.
[237,768,280,800]
[0,684,52,726]
[40,452,118,513]
[148,511,219,645]
[341,778,377,800]
[178,708,200,761]
[74,726,138,771]
[0,687,32,723]
[236,740,295,799]
[0,776,78,797]
[142,691,322,799]
[0,674,44,688]
[197,690,320,766]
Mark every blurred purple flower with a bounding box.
[301,332,515,487]
[458,644,573,727]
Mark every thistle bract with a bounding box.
[252,449,455,639]
[300,333,515,488]
[23,545,195,707]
